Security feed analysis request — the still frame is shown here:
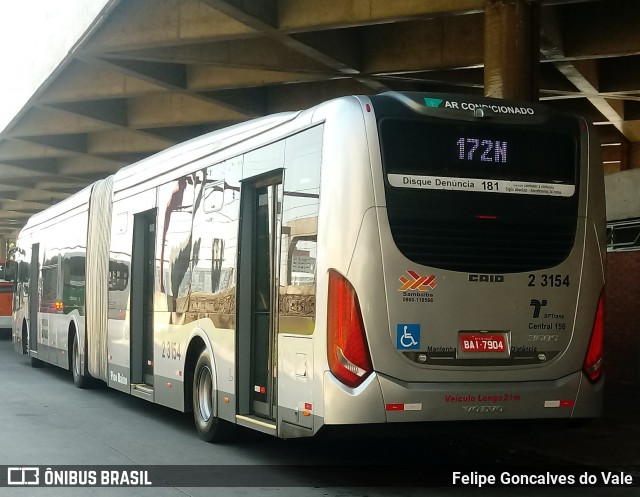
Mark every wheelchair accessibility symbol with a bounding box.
[396,324,420,350]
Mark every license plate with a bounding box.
[459,333,507,353]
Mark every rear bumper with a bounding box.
[323,370,603,425]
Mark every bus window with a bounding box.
[158,175,196,313]
[62,254,86,312]
[41,256,61,306]
[189,156,242,330]
[278,126,322,333]
[0,259,16,283]
[287,237,316,286]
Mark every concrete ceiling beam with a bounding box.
[57,156,126,176]
[541,6,639,141]
[561,0,640,59]
[41,60,165,103]
[84,0,254,53]
[109,39,330,74]
[8,107,114,138]
[362,16,484,75]
[87,129,175,155]
[187,65,330,91]
[127,92,250,128]
[0,139,73,160]
[0,158,60,176]
[16,189,71,203]
[278,0,485,32]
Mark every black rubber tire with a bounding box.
[21,324,28,354]
[71,333,92,389]
[193,349,235,443]
[30,356,43,368]
[565,418,593,429]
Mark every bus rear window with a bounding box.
[376,117,580,273]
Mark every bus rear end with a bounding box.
[321,92,605,427]
[0,259,15,332]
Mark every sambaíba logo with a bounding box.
[399,270,437,292]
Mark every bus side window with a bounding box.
[189,157,241,329]
[287,236,317,286]
[18,261,30,283]
[158,175,196,313]
[4,260,16,282]
[41,256,60,305]
[278,125,322,329]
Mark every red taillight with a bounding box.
[583,290,605,383]
[327,270,372,388]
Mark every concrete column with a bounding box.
[629,142,640,169]
[0,238,6,259]
[484,0,540,101]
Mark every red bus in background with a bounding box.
[0,258,15,332]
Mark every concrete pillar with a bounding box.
[629,142,640,169]
[0,238,6,259]
[484,0,540,101]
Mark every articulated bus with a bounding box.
[13,92,605,441]
[0,258,15,332]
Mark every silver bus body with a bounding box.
[13,92,605,439]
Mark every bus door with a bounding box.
[28,243,40,355]
[130,210,157,388]
[237,173,283,421]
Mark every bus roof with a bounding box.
[112,111,300,194]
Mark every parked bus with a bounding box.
[13,92,605,441]
[0,258,15,333]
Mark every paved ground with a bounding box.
[498,383,640,468]
[0,334,638,496]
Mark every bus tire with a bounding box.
[71,332,92,389]
[30,356,43,368]
[21,323,28,354]
[565,418,593,429]
[193,349,235,443]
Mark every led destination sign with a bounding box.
[379,118,577,193]
[456,137,507,163]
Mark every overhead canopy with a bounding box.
[0,0,638,236]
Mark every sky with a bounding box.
[0,0,111,133]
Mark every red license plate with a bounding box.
[460,333,506,353]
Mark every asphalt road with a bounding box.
[0,334,637,497]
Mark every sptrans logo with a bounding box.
[399,270,437,292]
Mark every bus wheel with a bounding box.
[21,325,28,354]
[193,349,235,443]
[30,356,43,368]
[71,333,92,389]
